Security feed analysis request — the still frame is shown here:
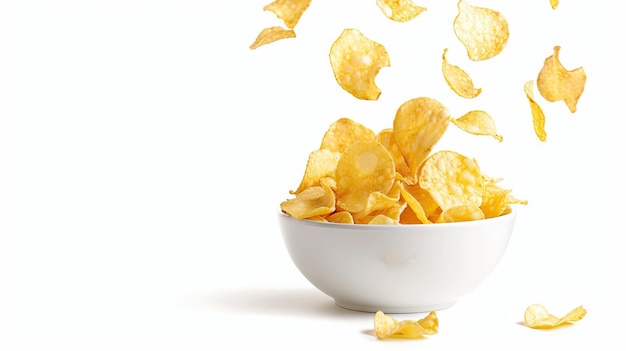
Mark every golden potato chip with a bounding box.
[442,48,482,99]
[249,26,296,50]
[368,214,396,225]
[320,118,376,153]
[550,0,559,9]
[376,0,427,22]
[376,129,412,181]
[403,182,440,218]
[291,149,342,194]
[524,80,547,142]
[400,187,431,224]
[335,141,395,213]
[374,311,438,339]
[280,185,335,219]
[451,110,503,142]
[524,304,587,329]
[536,46,587,113]
[436,205,484,223]
[418,150,483,211]
[481,177,527,218]
[263,0,311,29]
[326,211,354,224]
[329,28,390,100]
[453,0,509,61]
[393,97,450,180]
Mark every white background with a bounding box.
[1,0,624,350]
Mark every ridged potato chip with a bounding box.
[524,80,547,142]
[451,110,502,142]
[280,184,335,219]
[329,28,390,100]
[453,0,509,61]
[291,149,342,195]
[442,48,482,98]
[320,118,376,153]
[393,97,450,181]
[263,0,311,29]
[249,26,296,50]
[335,141,395,213]
[536,46,587,113]
[418,150,483,211]
[374,311,438,339]
[524,304,587,329]
[376,0,427,22]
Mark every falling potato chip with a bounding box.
[249,26,296,50]
[436,204,484,223]
[453,0,509,61]
[451,110,503,142]
[263,0,312,29]
[335,141,395,213]
[418,150,483,211]
[291,149,342,194]
[320,118,376,153]
[280,184,336,219]
[550,0,559,9]
[329,28,390,100]
[376,0,427,22]
[524,80,547,142]
[393,97,450,181]
[536,46,587,113]
[374,311,438,339]
[442,48,482,99]
[524,304,587,329]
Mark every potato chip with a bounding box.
[376,129,412,179]
[453,0,509,61]
[550,0,559,9]
[320,118,376,153]
[418,150,483,211]
[326,211,354,224]
[376,0,427,22]
[263,0,311,29]
[374,310,438,339]
[536,46,587,113]
[400,187,431,224]
[524,80,547,142]
[280,184,336,219]
[451,110,503,142]
[442,48,482,99]
[436,205,484,223]
[335,141,395,213]
[524,304,587,329]
[403,182,440,218]
[481,177,527,218]
[368,214,396,225]
[329,28,390,100]
[291,149,342,194]
[393,97,450,180]
[249,26,296,50]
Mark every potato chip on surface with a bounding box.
[451,110,502,142]
[418,150,483,211]
[249,26,296,50]
[329,28,390,100]
[442,48,481,99]
[320,118,376,153]
[335,141,396,213]
[524,304,587,329]
[524,80,547,142]
[291,149,341,195]
[393,97,450,181]
[453,0,509,61]
[376,0,427,22]
[280,185,336,219]
[537,46,587,113]
[374,311,438,339]
[263,0,312,29]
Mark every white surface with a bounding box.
[0,1,624,350]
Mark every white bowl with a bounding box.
[278,209,517,313]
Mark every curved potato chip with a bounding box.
[453,0,509,61]
[263,0,311,29]
[329,28,390,100]
[335,141,395,213]
[550,0,559,9]
[320,118,376,153]
[524,80,547,142]
[400,187,431,224]
[442,48,482,98]
[249,26,296,50]
[393,97,450,180]
[536,46,587,113]
[368,214,396,225]
[374,311,438,339]
[418,150,483,210]
[280,185,336,219]
[524,304,587,329]
[451,110,503,142]
[376,128,412,179]
[326,211,354,224]
[291,149,342,194]
[436,205,484,223]
[481,177,527,218]
[376,0,427,22]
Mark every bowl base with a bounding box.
[334,300,457,313]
